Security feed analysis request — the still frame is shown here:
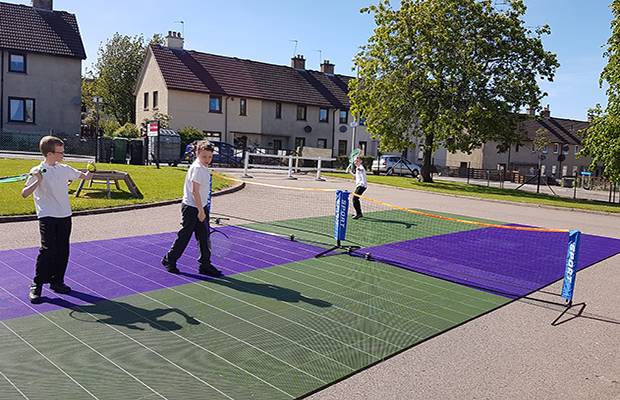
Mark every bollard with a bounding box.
[287,155,297,180]
[315,157,326,181]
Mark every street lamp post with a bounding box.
[92,96,103,163]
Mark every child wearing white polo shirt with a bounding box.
[22,136,92,304]
[162,140,222,277]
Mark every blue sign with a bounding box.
[561,230,581,302]
[334,190,349,241]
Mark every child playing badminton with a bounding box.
[162,140,223,277]
[349,156,367,219]
[22,136,92,304]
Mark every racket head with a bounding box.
[348,148,362,169]
[208,228,233,259]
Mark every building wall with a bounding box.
[135,52,168,126]
[444,147,484,168]
[2,51,81,136]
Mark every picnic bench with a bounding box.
[75,170,142,199]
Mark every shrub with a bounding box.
[113,122,140,138]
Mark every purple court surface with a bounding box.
[0,226,325,321]
[354,228,620,298]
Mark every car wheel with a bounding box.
[412,169,419,177]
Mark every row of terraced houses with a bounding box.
[0,0,597,178]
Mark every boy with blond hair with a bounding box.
[162,140,222,277]
[22,136,92,303]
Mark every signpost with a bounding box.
[147,120,160,169]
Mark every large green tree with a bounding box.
[349,0,559,181]
[93,33,163,125]
[581,0,620,182]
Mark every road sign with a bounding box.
[147,121,159,137]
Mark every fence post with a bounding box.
[287,155,297,180]
[467,162,471,184]
[315,157,325,181]
[573,173,577,200]
[242,152,253,178]
[487,170,490,187]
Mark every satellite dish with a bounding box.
[304,125,312,133]
[339,125,347,133]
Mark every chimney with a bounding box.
[527,106,535,116]
[320,60,334,75]
[31,0,52,10]
[291,54,305,70]
[166,31,184,49]
[540,105,550,118]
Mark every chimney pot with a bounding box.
[166,31,184,49]
[540,105,550,118]
[321,60,335,74]
[31,0,52,10]
[291,54,306,70]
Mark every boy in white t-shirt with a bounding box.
[162,140,222,277]
[22,136,92,304]
[349,156,367,219]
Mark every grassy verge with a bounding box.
[0,158,232,216]
[324,172,620,214]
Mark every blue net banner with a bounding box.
[561,230,581,302]
[334,190,349,241]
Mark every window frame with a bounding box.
[8,52,26,73]
[143,92,149,110]
[152,91,159,109]
[239,98,247,116]
[338,140,348,156]
[317,138,327,148]
[319,107,329,123]
[339,110,348,124]
[574,145,579,155]
[8,97,35,123]
[275,102,282,119]
[553,143,559,154]
[359,141,367,156]
[296,104,307,121]
[295,137,306,149]
[209,95,222,113]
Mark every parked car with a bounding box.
[371,155,421,177]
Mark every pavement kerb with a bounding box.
[0,181,245,224]
[325,175,620,218]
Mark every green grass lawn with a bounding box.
[324,172,620,214]
[0,158,232,216]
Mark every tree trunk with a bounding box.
[420,134,434,182]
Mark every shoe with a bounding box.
[352,215,362,219]
[50,282,72,294]
[29,283,43,304]
[198,264,223,277]
[162,256,180,274]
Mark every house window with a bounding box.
[359,141,367,156]
[339,110,348,124]
[240,98,247,116]
[572,166,578,176]
[153,91,159,109]
[295,137,305,150]
[542,145,548,154]
[8,97,35,123]
[515,143,520,153]
[574,145,579,155]
[209,95,222,113]
[338,140,348,156]
[317,138,327,148]
[541,165,546,175]
[143,92,149,110]
[319,108,329,123]
[9,53,26,73]
[203,131,221,141]
[553,143,559,154]
[273,139,282,152]
[531,143,536,152]
[275,102,282,119]
[562,144,569,155]
[296,105,306,120]
[551,165,557,176]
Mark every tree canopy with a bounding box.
[581,0,620,182]
[349,0,558,181]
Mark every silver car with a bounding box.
[371,156,421,177]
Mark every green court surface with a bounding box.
[0,255,508,399]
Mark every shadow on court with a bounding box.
[180,272,332,308]
[45,290,200,331]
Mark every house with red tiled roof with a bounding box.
[0,0,86,150]
[135,32,377,158]
[440,106,596,178]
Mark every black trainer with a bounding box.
[50,282,72,294]
[162,256,180,274]
[29,283,42,304]
[352,214,363,219]
[198,264,223,277]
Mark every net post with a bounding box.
[242,152,253,178]
[315,190,349,258]
[315,157,325,181]
[560,230,581,306]
[287,155,297,180]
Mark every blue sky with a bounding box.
[15,0,614,120]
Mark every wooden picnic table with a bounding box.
[75,170,142,199]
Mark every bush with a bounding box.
[99,118,120,138]
[178,126,205,145]
[113,122,140,138]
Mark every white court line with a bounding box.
[76,241,372,368]
[8,250,297,399]
[0,370,30,400]
[123,236,417,348]
[0,295,105,400]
